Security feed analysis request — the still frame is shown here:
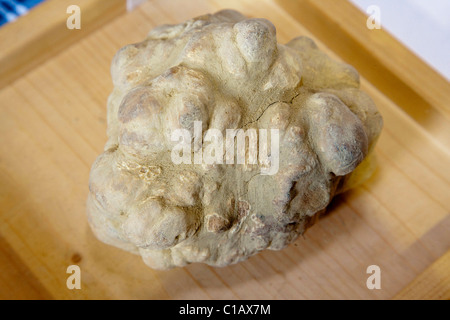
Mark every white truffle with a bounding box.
[87,10,383,269]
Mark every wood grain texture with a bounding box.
[0,0,448,300]
[276,0,450,150]
[0,0,125,90]
[394,250,450,300]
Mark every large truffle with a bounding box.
[87,10,383,269]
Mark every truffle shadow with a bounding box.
[176,191,365,299]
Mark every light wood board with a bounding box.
[0,0,448,300]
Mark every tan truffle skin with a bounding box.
[87,10,383,269]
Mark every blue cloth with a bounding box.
[0,0,46,27]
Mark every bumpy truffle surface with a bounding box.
[87,10,383,269]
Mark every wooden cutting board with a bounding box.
[0,0,448,300]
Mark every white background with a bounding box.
[349,0,450,81]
